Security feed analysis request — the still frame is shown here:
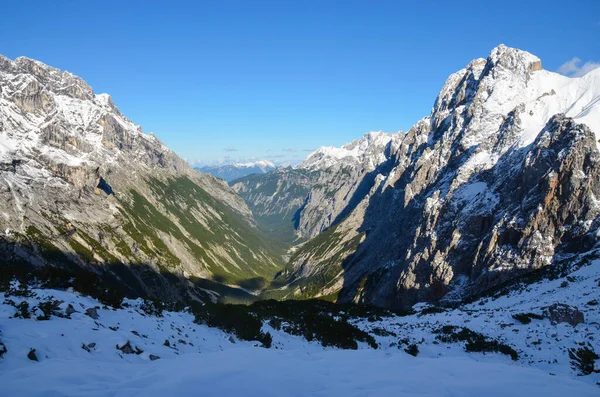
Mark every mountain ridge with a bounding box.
[234,44,600,307]
[197,160,277,182]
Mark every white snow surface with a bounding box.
[3,348,595,397]
[1,258,600,396]
[518,68,600,149]
[229,160,276,171]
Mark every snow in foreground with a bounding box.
[2,348,597,397]
[1,258,600,396]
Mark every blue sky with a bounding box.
[1,1,599,165]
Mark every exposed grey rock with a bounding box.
[85,307,99,320]
[543,303,584,326]
[117,341,143,355]
[0,341,7,358]
[65,304,77,316]
[81,343,95,352]
[149,354,160,361]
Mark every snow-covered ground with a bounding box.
[356,257,600,379]
[3,347,597,397]
[1,258,599,396]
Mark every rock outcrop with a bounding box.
[543,303,585,326]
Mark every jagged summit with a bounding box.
[0,52,190,177]
[430,44,599,158]
[299,131,402,171]
[487,44,542,73]
[299,45,590,175]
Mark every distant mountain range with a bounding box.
[2,44,600,312]
[197,160,276,182]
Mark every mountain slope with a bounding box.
[0,55,282,302]
[198,160,276,182]
[231,167,316,248]
[252,45,600,306]
[232,131,401,246]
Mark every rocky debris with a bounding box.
[116,341,143,355]
[85,307,99,320]
[163,339,171,347]
[27,348,38,361]
[65,304,77,316]
[81,342,96,352]
[0,159,24,173]
[543,304,584,326]
[0,341,7,358]
[149,354,160,361]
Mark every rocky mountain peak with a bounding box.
[431,45,543,134]
[7,56,95,101]
[0,53,191,178]
[486,44,542,74]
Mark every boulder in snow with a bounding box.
[85,307,99,320]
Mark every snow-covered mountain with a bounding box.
[0,55,281,302]
[300,131,401,171]
[234,45,600,307]
[198,160,276,182]
[3,44,600,311]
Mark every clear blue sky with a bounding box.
[1,1,599,165]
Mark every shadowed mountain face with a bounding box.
[0,55,282,303]
[234,45,600,307]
